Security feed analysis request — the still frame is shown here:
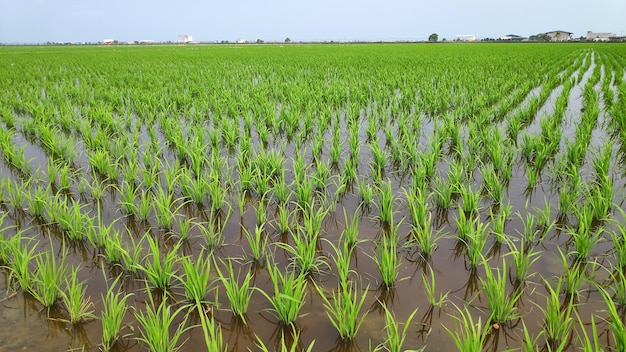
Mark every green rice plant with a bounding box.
[89,174,109,201]
[519,212,540,244]
[276,228,327,276]
[243,224,268,262]
[410,211,438,257]
[505,238,540,284]
[443,303,489,352]
[5,178,27,210]
[272,169,291,205]
[314,159,332,190]
[300,201,329,238]
[569,220,603,262]
[135,190,152,221]
[375,302,419,352]
[489,203,510,244]
[317,281,369,341]
[433,177,452,209]
[179,250,212,306]
[207,174,227,212]
[559,250,585,298]
[199,209,230,251]
[404,187,427,228]
[294,175,314,208]
[6,230,38,292]
[255,197,267,225]
[342,207,360,247]
[328,238,355,287]
[373,223,401,287]
[357,178,374,206]
[598,285,626,350]
[101,226,124,264]
[138,236,181,290]
[480,258,521,324]
[216,259,254,322]
[134,290,191,352]
[574,311,601,352]
[119,230,146,274]
[455,210,475,242]
[481,164,503,203]
[197,311,227,352]
[422,265,449,307]
[61,266,96,324]
[100,274,133,351]
[180,169,207,204]
[466,217,489,268]
[537,278,573,349]
[457,183,480,216]
[57,162,73,192]
[534,200,556,240]
[26,184,49,218]
[375,180,395,225]
[259,263,308,326]
[342,156,358,184]
[152,188,186,230]
[520,322,542,352]
[117,180,138,214]
[31,244,69,309]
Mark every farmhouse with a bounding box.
[545,30,573,42]
[587,31,616,41]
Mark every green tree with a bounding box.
[428,33,439,42]
[285,37,292,43]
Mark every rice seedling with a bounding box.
[26,183,49,218]
[61,266,96,324]
[457,183,480,216]
[179,250,212,306]
[259,263,308,326]
[481,164,503,203]
[480,258,521,325]
[216,259,254,322]
[375,180,395,225]
[373,221,401,287]
[598,285,626,350]
[138,235,181,290]
[375,302,419,352]
[134,289,191,352]
[199,209,230,252]
[6,230,38,292]
[119,230,146,274]
[465,216,489,268]
[341,206,360,248]
[536,278,574,349]
[276,228,327,276]
[433,177,453,209]
[272,169,291,205]
[243,223,268,263]
[152,188,186,230]
[443,303,489,352]
[422,266,448,307]
[316,280,369,341]
[568,218,603,262]
[357,178,374,206]
[100,274,133,351]
[31,243,69,309]
[505,238,540,284]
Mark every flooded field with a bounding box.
[1,43,626,351]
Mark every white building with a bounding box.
[178,35,193,43]
[237,38,248,44]
[545,30,573,42]
[587,31,615,41]
[455,34,476,42]
[103,39,115,45]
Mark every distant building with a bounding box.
[545,30,573,42]
[237,38,248,44]
[178,34,193,43]
[499,34,527,41]
[103,39,115,45]
[455,34,476,42]
[587,31,616,41]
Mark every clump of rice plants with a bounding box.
[375,302,419,352]
[134,290,191,352]
[317,281,369,341]
[216,259,254,323]
[258,264,308,326]
[100,274,133,351]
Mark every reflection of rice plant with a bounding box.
[101,275,133,351]
[317,281,369,341]
[216,259,253,322]
[259,264,308,326]
[254,330,315,352]
[375,302,419,352]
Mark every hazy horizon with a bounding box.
[1,0,625,44]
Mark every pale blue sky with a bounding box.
[1,0,624,43]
